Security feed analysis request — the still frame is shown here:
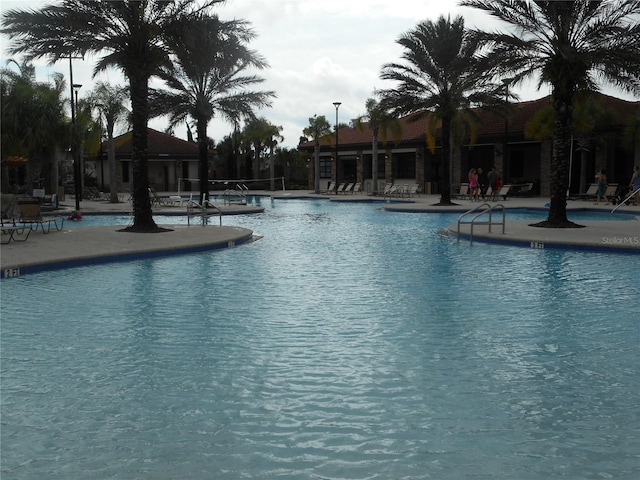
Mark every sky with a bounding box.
[1,0,638,148]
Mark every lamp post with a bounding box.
[68,55,83,211]
[333,102,341,187]
[502,79,509,182]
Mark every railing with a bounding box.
[187,194,222,226]
[223,183,248,205]
[457,203,506,245]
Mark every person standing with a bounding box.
[594,169,609,205]
[629,166,640,206]
[468,168,479,201]
[487,167,498,199]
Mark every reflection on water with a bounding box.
[2,200,638,479]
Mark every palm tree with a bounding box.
[302,115,332,192]
[87,82,130,203]
[378,15,504,205]
[151,14,275,202]
[354,97,402,194]
[461,0,640,227]
[243,117,282,181]
[1,59,67,195]
[2,0,224,232]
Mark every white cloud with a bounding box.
[2,0,638,148]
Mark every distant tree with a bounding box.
[378,15,504,205]
[1,59,67,194]
[354,97,402,194]
[242,117,282,181]
[302,115,332,192]
[462,0,640,226]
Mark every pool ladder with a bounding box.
[457,203,506,245]
[187,194,222,226]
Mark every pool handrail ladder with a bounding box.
[187,194,222,226]
[457,203,506,245]
[611,186,640,214]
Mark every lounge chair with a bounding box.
[352,182,362,194]
[407,184,421,197]
[1,223,31,244]
[322,181,335,194]
[385,184,403,197]
[604,183,618,199]
[18,202,64,233]
[453,183,469,200]
[494,184,512,201]
[340,183,354,194]
[148,188,173,206]
[334,183,347,194]
[380,183,393,196]
[573,184,598,200]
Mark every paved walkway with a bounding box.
[2,191,639,278]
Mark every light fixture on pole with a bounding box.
[68,55,83,211]
[333,102,341,187]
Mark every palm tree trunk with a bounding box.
[437,117,453,205]
[108,121,119,203]
[197,118,209,202]
[542,88,581,227]
[123,76,157,232]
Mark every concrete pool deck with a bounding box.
[2,191,639,278]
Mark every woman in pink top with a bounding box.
[468,168,479,201]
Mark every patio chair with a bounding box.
[452,183,469,200]
[494,184,512,201]
[334,183,347,194]
[407,184,421,197]
[148,188,172,206]
[18,202,64,233]
[1,224,31,244]
[380,183,394,196]
[572,184,598,201]
[321,181,335,194]
[340,183,354,194]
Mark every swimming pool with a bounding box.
[2,200,638,479]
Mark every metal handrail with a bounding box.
[457,203,506,245]
[187,194,222,226]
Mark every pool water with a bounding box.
[2,200,638,479]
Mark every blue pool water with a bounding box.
[2,200,638,479]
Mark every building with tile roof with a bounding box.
[91,128,202,193]
[298,93,639,196]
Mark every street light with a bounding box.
[502,79,509,183]
[69,55,83,211]
[333,102,341,187]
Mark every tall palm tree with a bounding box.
[354,97,402,194]
[2,0,223,232]
[243,117,281,181]
[151,14,274,202]
[87,82,130,203]
[378,15,504,205]
[302,115,332,192]
[461,0,640,227]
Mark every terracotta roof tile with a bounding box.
[299,93,639,149]
[104,128,199,159]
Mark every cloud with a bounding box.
[2,0,637,149]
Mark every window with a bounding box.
[319,156,332,179]
[396,152,416,178]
